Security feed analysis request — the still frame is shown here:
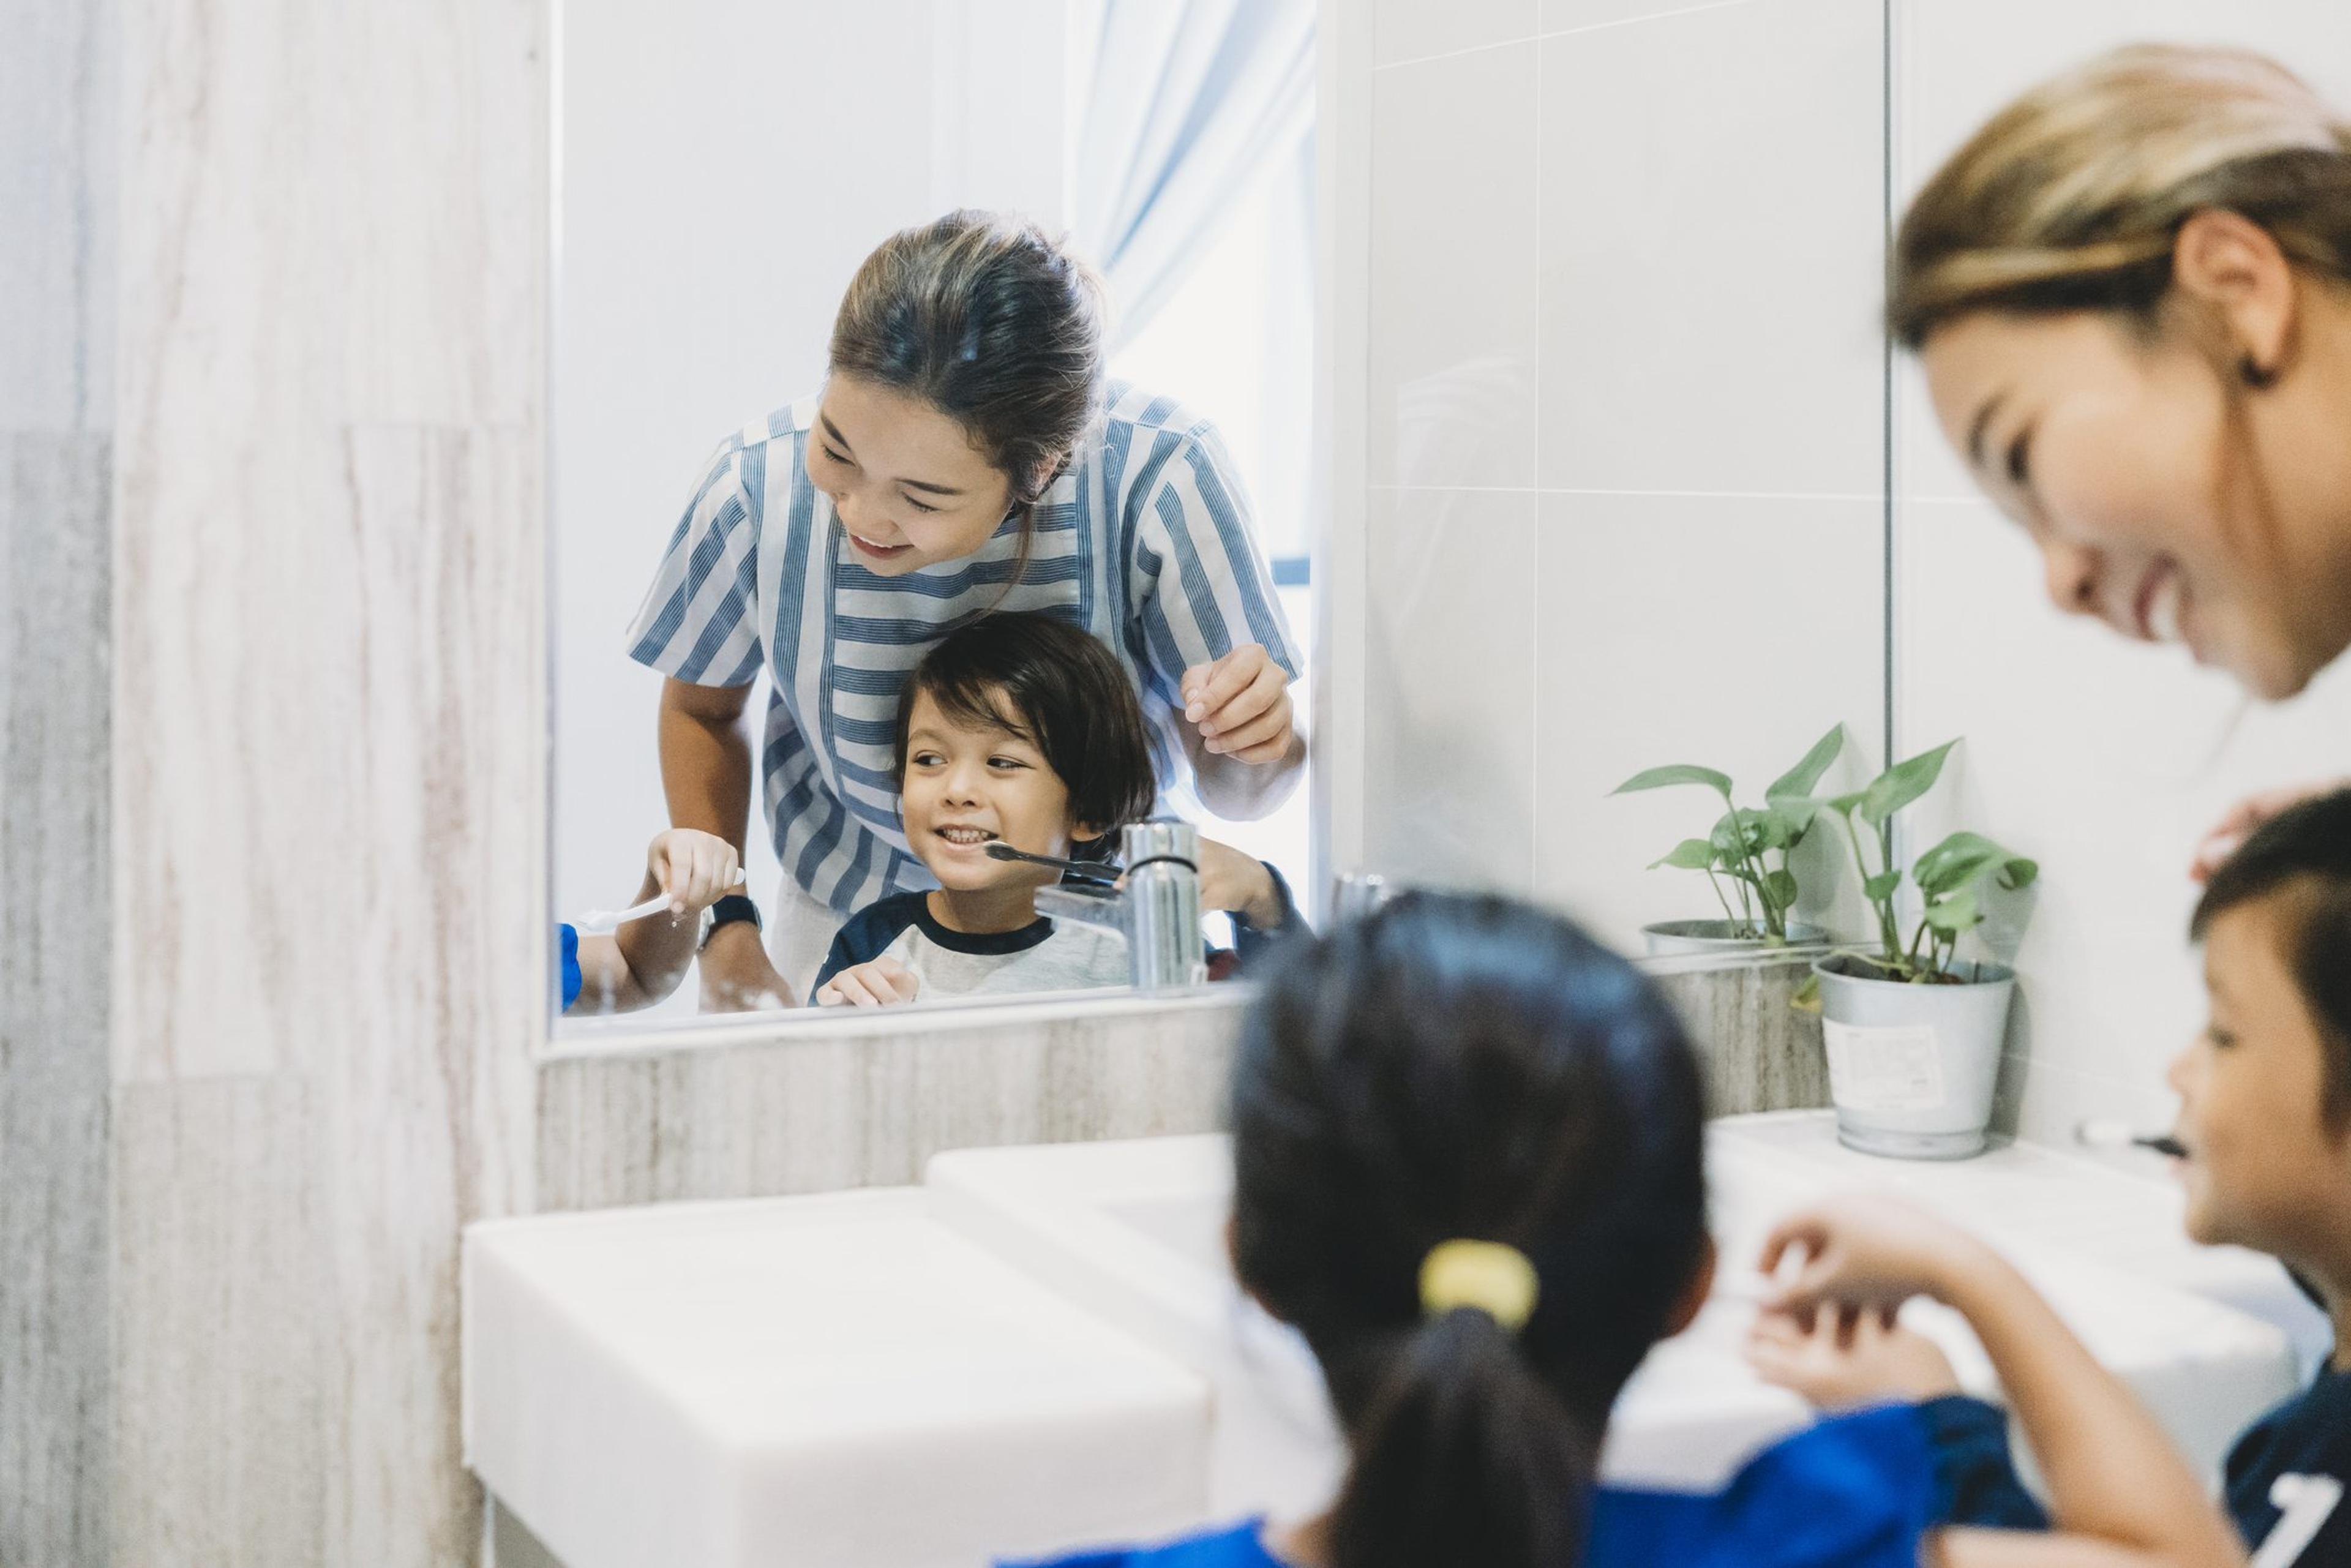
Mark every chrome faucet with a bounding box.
[1032,817,1208,993]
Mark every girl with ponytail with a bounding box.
[1010,894,2245,1567]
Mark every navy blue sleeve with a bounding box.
[811,894,924,992]
[1916,1395,2048,1530]
[1229,861,1301,969]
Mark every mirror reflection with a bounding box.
[554,1,1316,1023]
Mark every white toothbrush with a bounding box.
[577,868,746,934]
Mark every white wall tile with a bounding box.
[1374,0,1538,69]
[1535,0,1883,495]
[1368,43,1540,489]
[1541,0,1760,34]
[1361,488,1539,894]
[1532,492,1884,945]
[1898,496,2351,1125]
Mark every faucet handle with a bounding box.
[1119,816,1201,871]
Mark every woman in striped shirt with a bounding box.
[625,211,1303,1008]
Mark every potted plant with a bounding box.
[1611,724,1847,955]
[1794,738,2039,1160]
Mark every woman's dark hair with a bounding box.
[893,612,1157,839]
[2192,787,2351,1126]
[830,209,1108,509]
[1231,895,1710,1568]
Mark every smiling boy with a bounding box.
[813,613,1292,1008]
[1752,789,2351,1564]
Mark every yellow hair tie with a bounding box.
[1417,1239,1540,1332]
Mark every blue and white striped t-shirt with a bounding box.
[624,383,1302,917]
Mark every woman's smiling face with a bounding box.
[1921,307,2325,695]
[1916,211,2351,702]
[809,373,1021,576]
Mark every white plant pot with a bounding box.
[1813,953,2016,1160]
[1642,920,1831,958]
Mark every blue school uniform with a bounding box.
[1005,1405,1945,1568]
[1927,1368,2351,1560]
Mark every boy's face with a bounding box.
[2167,896,2351,1257]
[899,688,1088,893]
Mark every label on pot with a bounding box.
[1823,1021,1947,1113]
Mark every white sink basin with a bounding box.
[465,1112,2322,1567]
[929,1112,2318,1513]
[464,1190,1210,1568]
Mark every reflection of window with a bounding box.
[1111,134,1315,915]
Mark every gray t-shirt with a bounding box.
[812,893,1128,1003]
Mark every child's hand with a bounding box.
[814,958,920,1008]
[1197,837,1284,928]
[649,829,741,915]
[1747,1303,1962,1412]
[1758,1194,1991,1316]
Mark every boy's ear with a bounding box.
[1663,1234,1718,1337]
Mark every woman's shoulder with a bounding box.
[1098,381,1222,447]
[1588,1406,1940,1568]
[1000,1518,1280,1568]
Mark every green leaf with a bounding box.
[1649,838,1719,871]
[1826,789,1870,818]
[1922,889,1982,934]
[1913,831,2006,896]
[1859,738,1960,826]
[1768,798,1821,840]
[1791,973,1822,1013]
[1613,764,1734,798]
[1766,724,1848,805]
[1761,869,1799,913]
[1914,831,2039,898]
[1863,870,1903,902]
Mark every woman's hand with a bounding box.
[648,828,741,914]
[814,957,920,1009]
[2191,778,2349,880]
[1747,1302,1962,1412]
[1183,645,1296,766]
[697,922,793,1012]
[1758,1195,1991,1317]
[1196,838,1285,928]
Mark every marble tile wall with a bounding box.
[103,1,547,1563]
[537,1002,1251,1211]
[2,0,116,1560]
[538,967,1826,1215]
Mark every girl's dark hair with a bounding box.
[1231,895,1710,1568]
[830,209,1108,510]
[2192,787,2351,1125]
[893,612,1157,840]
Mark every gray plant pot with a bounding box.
[1814,953,2016,1160]
[1643,920,1831,958]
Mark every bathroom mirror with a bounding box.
[551,0,1901,1038]
[1336,0,1893,964]
[551,0,1318,1030]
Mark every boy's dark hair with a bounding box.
[2193,788,2351,1125]
[893,612,1157,839]
[1231,893,1709,1568]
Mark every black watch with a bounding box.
[699,894,763,952]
